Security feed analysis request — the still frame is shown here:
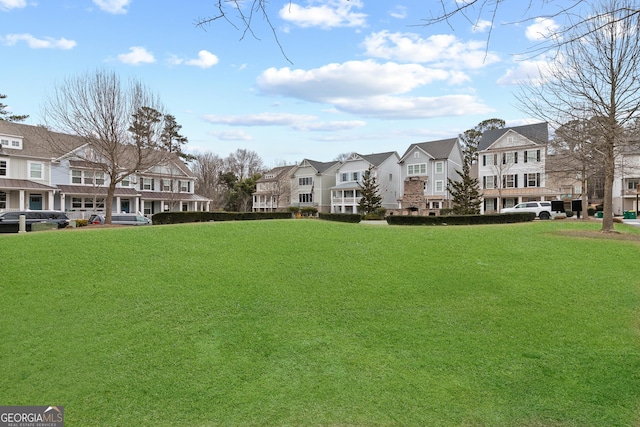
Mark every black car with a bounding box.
[0,210,70,233]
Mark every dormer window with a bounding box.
[0,134,23,150]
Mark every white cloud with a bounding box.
[362,30,500,69]
[389,6,407,19]
[472,19,492,33]
[186,50,219,68]
[0,0,26,11]
[2,33,76,49]
[209,130,253,141]
[279,0,366,29]
[117,46,155,65]
[497,58,553,86]
[330,94,492,119]
[203,112,317,127]
[292,120,366,131]
[257,60,455,102]
[93,0,130,14]
[525,17,560,41]
[256,60,492,119]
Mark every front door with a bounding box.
[29,195,42,210]
[121,199,130,213]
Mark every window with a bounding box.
[341,172,348,182]
[0,159,6,176]
[435,161,444,174]
[71,170,82,184]
[299,193,313,203]
[351,171,360,181]
[431,201,440,209]
[144,201,153,215]
[0,191,5,209]
[142,178,154,191]
[299,177,313,186]
[483,154,495,166]
[11,140,19,148]
[344,190,354,198]
[485,198,496,212]
[483,175,497,189]
[180,180,190,192]
[414,152,420,159]
[502,152,517,164]
[95,172,105,186]
[83,171,94,185]
[435,180,444,192]
[525,150,540,163]
[408,163,426,175]
[0,139,7,146]
[121,176,130,187]
[503,174,517,188]
[29,162,43,179]
[72,198,82,209]
[524,173,541,188]
[389,173,393,181]
[162,179,171,191]
[627,178,640,190]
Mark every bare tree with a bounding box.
[42,69,170,224]
[225,148,265,180]
[517,0,640,232]
[191,152,226,209]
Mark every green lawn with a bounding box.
[1,220,639,426]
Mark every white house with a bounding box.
[252,165,296,212]
[476,123,557,213]
[331,152,401,213]
[396,137,463,215]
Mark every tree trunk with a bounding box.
[105,178,117,224]
[601,135,616,232]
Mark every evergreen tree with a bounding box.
[358,166,382,215]
[161,114,192,160]
[0,93,28,122]
[448,119,505,214]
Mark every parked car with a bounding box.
[0,210,70,233]
[88,213,152,226]
[501,201,554,220]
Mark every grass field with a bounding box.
[1,219,639,426]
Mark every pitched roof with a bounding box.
[0,178,57,191]
[399,137,459,161]
[478,122,549,151]
[356,151,398,166]
[303,159,341,173]
[256,165,295,182]
[0,121,84,159]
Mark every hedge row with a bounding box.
[152,211,292,225]
[386,212,536,225]
[318,212,362,223]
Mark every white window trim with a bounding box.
[435,180,444,192]
[0,158,8,177]
[435,161,444,174]
[28,161,44,180]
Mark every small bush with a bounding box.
[300,207,318,217]
[318,213,362,223]
[75,219,89,227]
[386,212,535,226]
[565,210,574,218]
[152,211,292,225]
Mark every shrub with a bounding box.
[565,210,574,218]
[152,211,292,225]
[386,212,535,225]
[318,213,362,223]
[75,219,89,227]
[300,207,318,217]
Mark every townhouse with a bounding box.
[252,165,296,212]
[396,137,463,215]
[330,152,401,213]
[476,123,559,213]
[0,121,210,217]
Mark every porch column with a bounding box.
[60,193,66,212]
[48,191,54,210]
[19,190,25,210]
[116,196,121,213]
[135,197,140,214]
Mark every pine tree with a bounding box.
[358,166,382,215]
[448,119,504,214]
[0,93,28,122]
[161,114,192,161]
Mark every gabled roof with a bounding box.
[352,151,398,167]
[478,122,549,151]
[256,165,295,182]
[297,159,341,174]
[0,120,84,159]
[399,137,459,162]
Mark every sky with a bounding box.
[0,0,577,167]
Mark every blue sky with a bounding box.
[1,0,573,166]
